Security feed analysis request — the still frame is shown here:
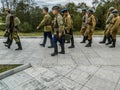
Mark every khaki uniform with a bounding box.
[105,13,114,32]
[6,14,11,29]
[108,15,120,39]
[9,17,21,43]
[53,13,64,35]
[38,13,52,32]
[64,13,74,47]
[81,14,88,35]
[84,14,96,40]
[64,14,73,33]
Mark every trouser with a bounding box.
[52,34,65,52]
[42,32,53,46]
[84,29,93,41]
[8,31,21,47]
[66,29,74,46]
[81,27,86,36]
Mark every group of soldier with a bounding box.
[3,5,120,56]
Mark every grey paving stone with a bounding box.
[0,37,120,90]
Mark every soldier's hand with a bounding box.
[36,26,39,30]
[91,29,94,33]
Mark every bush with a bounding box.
[20,22,33,33]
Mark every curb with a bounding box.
[0,63,32,80]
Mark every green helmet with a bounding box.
[82,8,87,12]
[52,6,60,11]
[112,9,119,15]
[88,8,94,13]
[109,7,115,11]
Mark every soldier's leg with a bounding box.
[59,35,65,54]
[68,29,75,48]
[40,32,47,47]
[99,29,107,44]
[85,31,92,47]
[110,34,116,48]
[51,35,58,56]
[105,29,112,45]
[80,28,87,43]
[13,31,22,50]
[48,32,54,48]
[65,30,70,43]
[5,33,13,49]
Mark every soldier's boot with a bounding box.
[48,40,54,48]
[99,36,106,44]
[109,39,116,48]
[51,46,58,56]
[5,40,12,49]
[40,38,47,47]
[59,45,65,54]
[68,37,75,48]
[15,42,22,50]
[80,36,87,43]
[106,36,112,45]
[3,37,10,45]
[85,39,92,47]
[65,40,70,43]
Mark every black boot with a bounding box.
[51,46,58,56]
[59,45,65,54]
[99,36,106,44]
[85,39,92,47]
[109,39,116,48]
[48,40,54,48]
[68,36,75,48]
[80,36,87,43]
[15,42,22,50]
[3,37,10,44]
[5,40,12,49]
[106,36,112,45]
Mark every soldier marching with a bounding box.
[2,6,120,55]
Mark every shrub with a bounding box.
[20,22,33,33]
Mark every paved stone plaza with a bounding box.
[0,36,120,90]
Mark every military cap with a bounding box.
[109,7,115,11]
[5,8,10,12]
[52,6,60,11]
[112,9,119,15]
[82,8,87,12]
[61,8,68,13]
[88,8,94,13]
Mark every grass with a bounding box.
[0,30,105,37]
[0,65,22,73]
[0,29,120,37]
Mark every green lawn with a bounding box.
[0,30,105,37]
[0,65,22,73]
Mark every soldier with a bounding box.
[106,9,120,48]
[84,9,96,47]
[51,6,65,56]
[37,7,53,48]
[80,8,88,43]
[61,8,75,48]
[99,7,115,45]
[3,8,11,45]
[5,15,22,50]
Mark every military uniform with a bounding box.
[6,16,22,50]
[37,13,53,48]
[51,6,65,56]
[80,9,88,43]
[107,10,120,48]
[100,7,114,44]
[3,11,11,45]
[84,9,96,47]
[62,8,75,48]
